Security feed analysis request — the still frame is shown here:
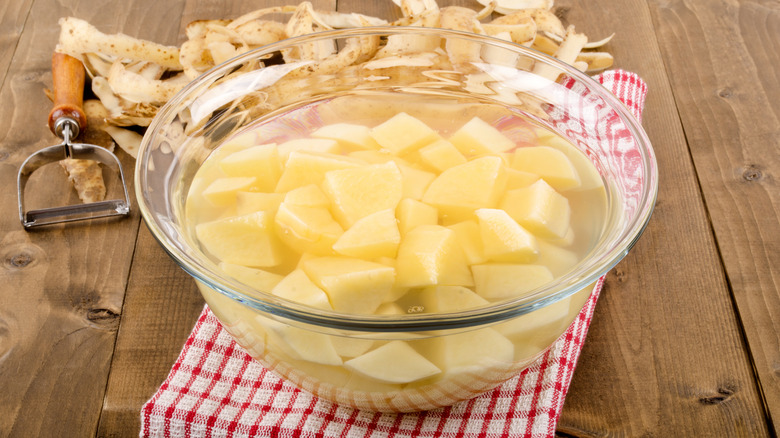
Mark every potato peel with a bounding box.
[54,0,616,166]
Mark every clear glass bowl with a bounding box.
[136,27,657,412]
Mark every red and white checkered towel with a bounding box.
[141,70,647,438]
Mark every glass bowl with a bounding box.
[136,27,657,412]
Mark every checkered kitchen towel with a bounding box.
[141,70,647,438]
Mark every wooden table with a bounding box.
[1,0,777,436]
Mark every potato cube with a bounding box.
[418,328,513,374]
[195,211,284,267]
[500,179,571,240]
[422,156,507,222]
[345,340,440,383]
[494,297,571,338]
[396,198,438,236]
[505,167,540,190]
[312,123,381,151]
[448,116,515,157]
[446,220,487,265]
[218,144,282,192]
[283,184,331,208]
[417,138,467,172]
[202,177,256,207]
[472,263,554,300]
[511,146,581,191]
[537,132,603,191]
[369,112,440,155]
[275,150,360,193]
[218,262,284,294]
[274,203,343,255]
[301,257,396,314]
[536,240,579,277]
[262,318,342,365]
[396,225,474,288]
[475,208,539,263]
[332,209,401,259]
[397,164,436,201]
[277,138,340,161]
[323,161,403,228]
[415,285,490,313]
[235,192,284,215]
[331,337,375,359]
[270,269,332,310]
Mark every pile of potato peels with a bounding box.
[53,0,614,203]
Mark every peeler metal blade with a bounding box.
[17,125,132,228]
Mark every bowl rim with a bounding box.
[136,26,659,332]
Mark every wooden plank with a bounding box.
[645,1,780,434]
[96,225,204,436]
[552,0,770,435]
[95,1,335,434]
[0,0,32,87]
[0,1,136,437]
[0,0,188,436]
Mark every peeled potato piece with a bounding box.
[345,340,441,384]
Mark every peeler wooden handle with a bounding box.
[48,52,87,137]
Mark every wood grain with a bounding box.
[96,224,204,436]
[0,0,177,436]
[645,1,779,435]
[0,0,776,436]
[95,0,334,434]
[554,0,770,435]
[0,0,32,88]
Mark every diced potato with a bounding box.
[263,318,343,365]
[472,263,554,300]
[275,150,360,193]
[374,257,411,303]
[196,211,284,267]
[422,156,507,222]
[494,297,571,338]
[331,336,375,359]
[235,192,284,215]
[500,179,571,240]
[397,164,436,201]
[270,269,332,310]
[375,301,406,315]
[283,184,331,208]
[415,285,490,313]
[446,220,487,265]
[218,262,284,294]
[277,138,340,161]
[312,123,381,151]
[475,208,539,263]
[369,112,440,155]
[535,240,579,277]
[417,138,467,172]
[301,257,396,314]
[345,340,441,383]
[505,167,540,190]
[347,149,398,164]
[511,146,581,191]
[218,144,282,192]
[396,225,474,288]
[218,130,260,155]
[274,203,343,255]
[547,226,575,247]
[202,177,256,207]
[396,198,438,235]
[332,209,401,259]
[448,116,515,157]
[323,161,403,228]
[419,328,513,373]
[538,132,603,191]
